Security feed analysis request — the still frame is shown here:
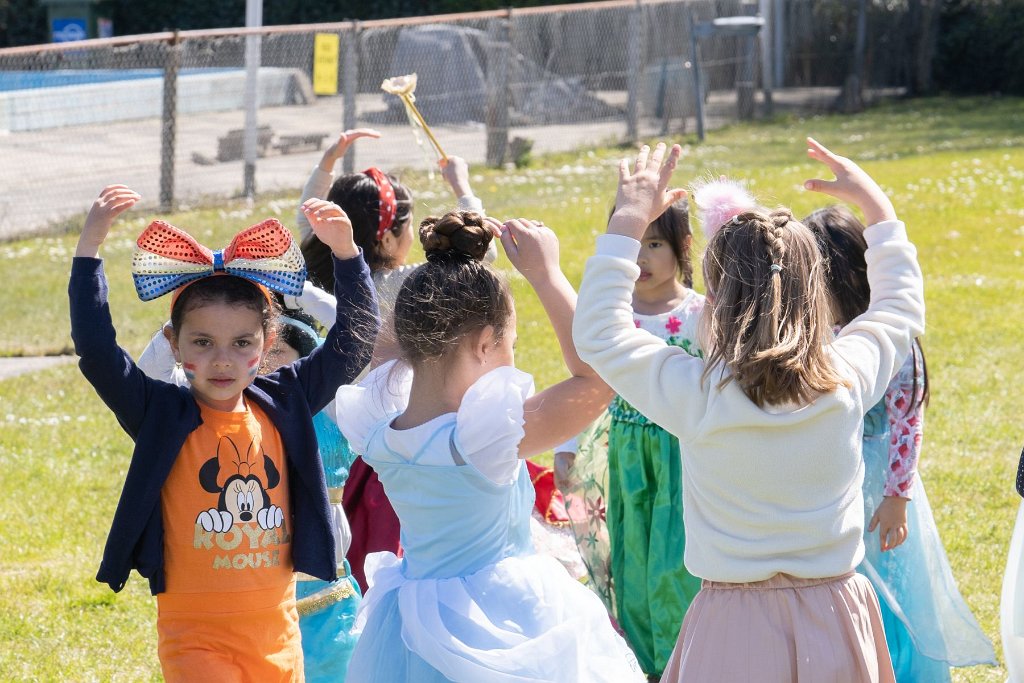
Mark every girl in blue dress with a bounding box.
[806,204,996,681]
[336,211,644,682]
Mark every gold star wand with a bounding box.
[381,73,448,162]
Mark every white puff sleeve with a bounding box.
[335,360,412,455]
[454,366,534,485]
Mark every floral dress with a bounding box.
[566,290,704,677]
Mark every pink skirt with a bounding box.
[661,571,895,683]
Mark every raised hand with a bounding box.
[439,155,473,199]
[803,137,896,226]
[301,198,358,260]
[76,185,141,258]
[608,142,687,240]
[318,128,382,172]
[499,218,561,285]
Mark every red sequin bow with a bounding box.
[364,167,397,242]
[131,219,306,301]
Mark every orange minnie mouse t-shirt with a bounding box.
[160,401,293,598]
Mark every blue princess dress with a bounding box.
[858,350,995,681]
[335,361,645,683]
[295,410,363,683]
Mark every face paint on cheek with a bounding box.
[182,362,197,381]
[247,356,260,378]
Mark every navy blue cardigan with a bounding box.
[69,254,379,594]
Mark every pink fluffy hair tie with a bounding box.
[692,177,759,240]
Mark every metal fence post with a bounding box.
[690,12,706,142]
[759,0,774,116]
[159,31,180,212]
[342,21,360,174]
[243,0,263,201]
[737,33,756,120]
[485,10,511,167]
[625,1,644,143]
[772,0,785,87]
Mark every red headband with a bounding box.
[363,167,397,242]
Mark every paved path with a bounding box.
[0,355,75,380]
[0,87,857,241]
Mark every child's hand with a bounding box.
[803,137,896,226]
[439,155,473,198]
[76,185,140,258]
[868,495,909,552]
[608,142,687,240]
[499,218,561,285]
[554,451,576,494]
[302,198,358,260]
[318,128,382,172]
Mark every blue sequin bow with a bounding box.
[130,219,306,301]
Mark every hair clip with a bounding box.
[769,264,783,273]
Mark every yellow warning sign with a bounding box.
[313,33,340,96]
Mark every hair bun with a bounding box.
[419,211,492,263]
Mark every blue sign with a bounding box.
[52,18,88,43]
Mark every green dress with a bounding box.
[567,291,705,676]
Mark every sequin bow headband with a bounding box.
[131,219,306,302]
[363,167,397,242]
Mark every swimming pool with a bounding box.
[0,66,310,132]
[0,68,234,93]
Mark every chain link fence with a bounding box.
[0,0,911,240]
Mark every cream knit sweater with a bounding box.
[574,221,924,583]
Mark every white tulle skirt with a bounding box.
[1003,501,1024,682]
[345,552,644,683]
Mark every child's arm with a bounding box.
[574,144,709,441]
[283,280,337,330]
[553,437,578,494]
[287,199,379,413]
[868,342,925,551]
[806,139,925,408]
[441,155,498,264]
[74,185,140,258]
[497,217,614,458]
[440,155,485,215]
[295,129,381,243]
[71,186,159,436]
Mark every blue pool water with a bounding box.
[0,68,234,93]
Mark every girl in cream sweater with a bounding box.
[574,139,924,682]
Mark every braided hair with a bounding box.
[701,208,848,407]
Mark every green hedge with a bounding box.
[0,1,595,47]
[935,0,1024,95]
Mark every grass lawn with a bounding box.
[1,95,1022,680]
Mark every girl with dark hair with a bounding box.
[576,139,925,681]
[70,186,378,681]
[557,198,704,679]
[805,204,995,682]
[139,301,367,683]
[295,129,491,593]
[334,211,644,682]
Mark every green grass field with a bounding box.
[1,96,1021,680]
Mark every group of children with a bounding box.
[70,130,997,681]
